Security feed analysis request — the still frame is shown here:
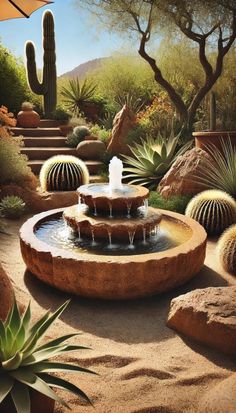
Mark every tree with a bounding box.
[76,0,236,131]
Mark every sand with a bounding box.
[0,215,236,413]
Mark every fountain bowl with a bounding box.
[20,207,207,300]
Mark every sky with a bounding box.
[0,0,125,75]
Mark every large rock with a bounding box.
[76,140,106,160]
[158,148,211,198]
[167,286,236,356]
[107,104,136,156]
[0,263,14,321]
[198,374,236,413]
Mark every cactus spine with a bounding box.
[185,190,236,236]
[217,224,236,274]
[209,91,216,131]
[26,10,57,118]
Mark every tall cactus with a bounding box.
[25,10,57,118]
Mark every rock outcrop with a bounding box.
[158,148,211,199]
[167,286,236,356]
[76,140,106,160]
[198,374,236,413]
[0,263,14,321]
[107,105,136,156]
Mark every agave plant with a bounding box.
[0,300,95,412]
[0,196,25,219]
[115,92,145,114]
[61,77,97,115]
[194,137,236,198]
[123,132,190,188]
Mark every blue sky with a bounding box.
[0,0,124,75]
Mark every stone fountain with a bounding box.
[20,157,207,300]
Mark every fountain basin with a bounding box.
[63,205,162,242]
[78,183,149,215]
[20,208,207,300]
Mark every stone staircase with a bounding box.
[11,121,104,183]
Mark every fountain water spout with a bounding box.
[109,156,123,192]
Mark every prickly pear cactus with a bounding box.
[217,224,236,274]
[25,10,57,118]
[39,155,89,191]
[185,190,236,235]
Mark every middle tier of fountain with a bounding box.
[63,183,162,245]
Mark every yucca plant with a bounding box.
[194,137,236,198]
[0,300,95,413]
[61,77,97,116]
[123,132,190,189]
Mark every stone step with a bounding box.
[21,147,77,160]
[22,136,67,147]
[39,119,62,128]
[28,160,104,176]
[12,127,62,137]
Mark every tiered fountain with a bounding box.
[20,157,207,299]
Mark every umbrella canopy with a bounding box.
[0,0,53,21]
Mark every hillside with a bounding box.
[60,57,110,79]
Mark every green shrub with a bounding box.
[0,195,25,219]
[149,192,193,214]
[90,125,111,144]
[52,105,72,121]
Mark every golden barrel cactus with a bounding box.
[217,224,236,274]
[185,190,236,235]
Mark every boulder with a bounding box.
[76,140,106,160]
[158,148,211,199]
[0,263,14,321]
[107,104,136,156]
[198,374,236,413]
[167,286,236,356]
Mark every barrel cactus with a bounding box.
[39,155,89,191]
[25,10,57,118]
[217,224,236,274]
[185,190,236,235]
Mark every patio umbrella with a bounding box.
[0,0,53,21]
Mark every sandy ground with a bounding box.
[0,215,236,413]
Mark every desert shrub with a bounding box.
[90,125,111,144]
[0,42,41,113]
[0,107,37,188]
[0,195,25,218]
[149,192,192,214]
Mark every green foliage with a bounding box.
[90,125,111,144]
[0,300,95,412]
[195,138,236,198]
[0,196,25,219]
[0,134,36,188]
[123,132,190,188]
[39,155,89,191]
[0,43,39,113]
[66,125,90,147]
[149,192,192,214]
[61,77,97,115]
[185,189,236,235]
[51,105,72,121]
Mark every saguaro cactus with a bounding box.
[26,10,57,118]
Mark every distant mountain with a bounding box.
[60,57,110,79]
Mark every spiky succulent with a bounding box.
[123,133,189,189]
[0,196,25,219]
[217,224,236,274]
[61,77,97,116]
[0,300,95,412]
